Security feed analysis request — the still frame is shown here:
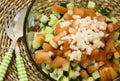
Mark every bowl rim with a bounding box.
[23,0,55,81]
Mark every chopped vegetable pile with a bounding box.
[31,1,120,81]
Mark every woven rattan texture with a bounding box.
[0,0,49,81]
[0,0,120,81]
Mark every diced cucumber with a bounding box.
[92,70,100,80]
[45,34,54,42]
[48,19,59,26]
[115,40,120,47]
[113,32,119,41]
[42,64,53,74]
[59,75,69,81]
[71,62,81,71]
[69,68,80,79]
[50,69,63,81]
[113,58,119,65]
[106,17,112,22]
[82,77,95,81]
[67,3,74,10]
[40,23,45,28]
[86,77,94,81]
[42,68,49,74]
[52,10,61,19]
[111,17,118,24]
[44,27,54,34]
[40,14,49,24]
[50,14,58,19]
[88,1,95,9]
[96,12,102,16]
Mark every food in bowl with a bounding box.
[31,1,120,81]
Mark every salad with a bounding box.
[32,1,120,81]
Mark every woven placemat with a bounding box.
[0,0,49,81]
[0,0,120,81]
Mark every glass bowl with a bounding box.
[23,0,120,81]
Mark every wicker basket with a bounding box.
[0,0,120,81]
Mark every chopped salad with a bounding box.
[31,1,120,81]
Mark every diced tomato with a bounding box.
[97,61,105,69]
[80,70,89,80]
[36,33,45,43]
[97,16,106,22]
[99,67,108,81]
[108,67,118,80]
[104,60,113,67]
[88,49,100,59]
[53,32,67,43]
[54,24,61,34]
[97,50,107,61]
[113,63,120,72]
[42,43,54,51]
[73,7,85,18]
[52,4,68,14]
[62,39,70,51]
[107,23,119,33]
[85,9,96,19]
[34,51,52,64]
[105,39,116,53]
[114,51,120,58]
[50,56,68,68]
[87,65,97,73]
[63,13,73,20]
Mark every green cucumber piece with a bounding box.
[111,17,118,24]
[40,14,49,24]
[88,1,95,9]
[82,77,95,81]
[44,27,54,34]
[115,40,120,47]
[113,32,119,41]
[48,19,58,26]
[45,34,54,42]
[40,23,45,28]
[96,12,102,16]
[59,75,69,81]
[52,11,61,19]
[42,64,52,74]
[67,3,74,10]
[86,77,94,81]
[92,70,100,80]
[113,58,120,65]
[50,69,63,81]
[69,68,80,79]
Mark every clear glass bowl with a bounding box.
[23,0,120,81]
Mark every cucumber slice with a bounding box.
[92,70,100,80]
[59,75,69,81]
[44,27,54,34]
[115,40,120,47]
[67,3,74,10]
[69,68,80,79]
[111,17,118,24]
[82,77,95,81]
[42,64,53,74]
[86,77,94,81]
[52,11,61,19]
[40,23,45,28]
[40,14,49,24]
[113,58,120,65]
[113,32,119,41]
[50,69,63,81]
[48,19,59,26]
[45,34,54,42]
[88,1,95,9]
[96,12,102,16]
